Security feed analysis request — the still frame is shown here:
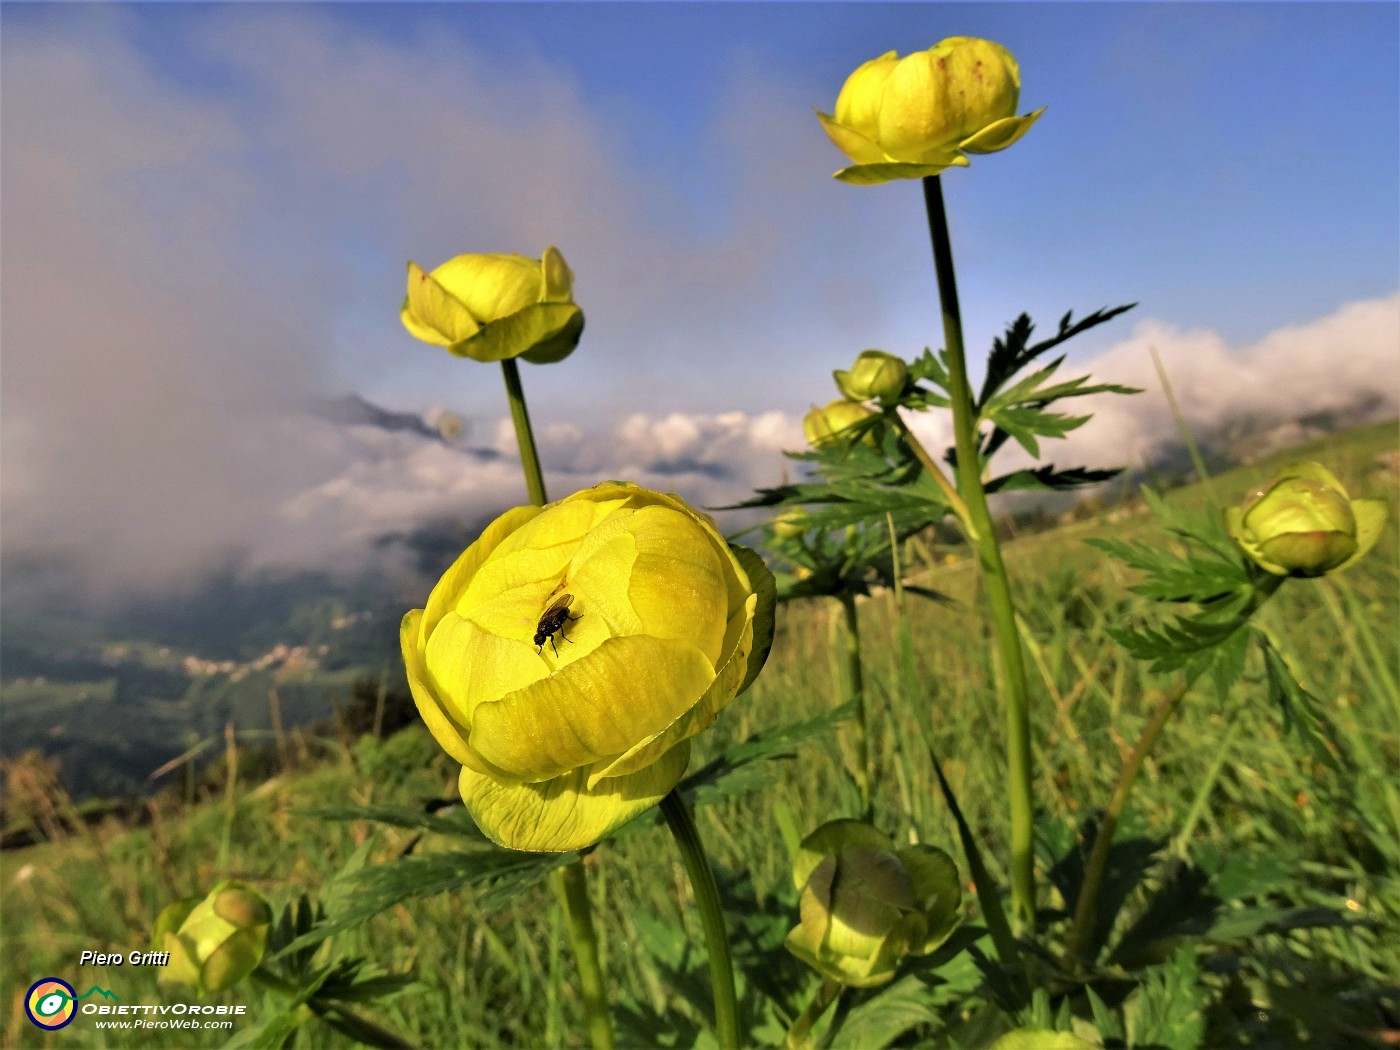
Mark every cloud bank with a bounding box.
[2,10,1395,605]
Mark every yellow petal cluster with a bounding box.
[817,37,1044,185]
[402,482,775,852]
[401,246,584,363]
[153,882,272,997]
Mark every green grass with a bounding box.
[3,421,1397,1049]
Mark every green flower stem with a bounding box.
[551,863,616,1050]
[1064,681,1189,967]
[500,357,548,506]
[661,790,739,1050]
[889,411,977,540]
[499,358,613,1050]
[839,591,873,821]
[921,174,1036,934]
[785,977,842,1049]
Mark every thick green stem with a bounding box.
[551,864,615,1050]
[501,357,548,506]
[888,411,977,540]
[1064,683,1188,966]
[500,359,613,1049]
[661,791,739,1049]
[785,978,842,1049]
[839,592,872,820]
[922,174,1036,934]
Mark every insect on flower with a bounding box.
[534,593,581,656]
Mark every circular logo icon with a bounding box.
[25,978,77,1030]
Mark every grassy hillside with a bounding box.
[3,420,1396,1048]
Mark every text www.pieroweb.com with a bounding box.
[94,1018,234,1031]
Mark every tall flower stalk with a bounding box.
[922,174,1037,934]
[662,791,740,1049]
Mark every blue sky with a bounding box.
[3,2,1397,594]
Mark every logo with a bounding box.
[24,979,120,1030]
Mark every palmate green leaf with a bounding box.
[304,803,487,841]
[910,346,953,397]
[313,959,418,1004]
[1086,537,1248,605]
[273,848,572,959]
[1260,634,1348,773]
[1122,947,1207,1050]
[985,465,1123,493]
[986,405,1093,458]
[976,304,1137,411]
[827,975,941,1049]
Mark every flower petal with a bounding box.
[832,156,969,186]
[816,110,889,167]
[960,108,1045,154]
[403,261,482,345]
[459,740,690,852]
[445,303,584,364]
[539,246,575,303]
[424,504,543,638]
[469,634,716,781]
[1335,498,1389,572]
[401,609,477,768]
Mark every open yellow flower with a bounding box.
[817,37,1044,185]
[402,482,776,852]
[401,246,584,363]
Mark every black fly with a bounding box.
[534,593,581,656]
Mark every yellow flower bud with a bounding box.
[1225,462,1387,577]
[401,246,584,363]
[154,882,272,996]
[771,509,808,540]
[401,482,776,852]
[785,820,961,987]
[834,350,909,402]
[803,399,879,448]
[817,37,1044,185]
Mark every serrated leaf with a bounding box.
[1122,947,1206,1050]
[1260,635,1348,773]
[303,803,487,840]
[985,465,1122,493]
[976,304,1137,410]
[826,975,939,1049]
[274,849,571,959]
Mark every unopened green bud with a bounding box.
[803,399,878,448]
[1225,461,1387,578]
[155,881,272,996]
[834,350,908,402]
[785,819,960,987]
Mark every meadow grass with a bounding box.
[3,421,1396,1048]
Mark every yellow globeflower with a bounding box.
[817,37,1044,185]
[153,882,272,997]
[401,246,584,363]
[785,820,961,987]
[402,482,776,852]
